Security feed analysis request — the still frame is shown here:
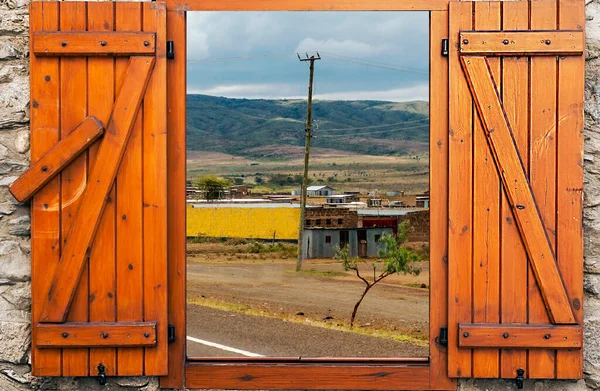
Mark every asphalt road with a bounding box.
[186,304,428,358]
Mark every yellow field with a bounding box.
[187,205,299,239]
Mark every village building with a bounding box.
[302,227,393,258]
[325,194,360,205]
[306,185,336,196]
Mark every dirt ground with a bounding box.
[186,241,430,358]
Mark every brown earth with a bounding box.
[186,241,429,358]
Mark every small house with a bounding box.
[302,227,393,259]
[325,194,359,205]
[306,185,336,197]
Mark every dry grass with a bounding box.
[187,295,428,346]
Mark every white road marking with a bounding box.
[186,336,265,357]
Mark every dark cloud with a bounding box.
[187,11,429,102]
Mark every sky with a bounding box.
[186,12,429,102]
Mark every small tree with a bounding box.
[197,175,230,201]
[334,221,422,328]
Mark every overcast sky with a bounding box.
[187,12,429,102]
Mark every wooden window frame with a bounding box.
[161,1,453,389]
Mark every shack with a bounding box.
[302,227,393,259]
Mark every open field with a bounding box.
[186,240,429,358]
[187,149,429,194]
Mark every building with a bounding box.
[367,198,382,207]
[230,184,249,197]
[306,185,336,197]
[305,207,358,228]
[325,194,359,205]
[302,227,393,259]
[415,195,429,208]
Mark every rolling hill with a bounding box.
[187,94,429,158]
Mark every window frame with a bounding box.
[162,1,452,389]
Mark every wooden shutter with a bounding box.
[23,2,168,377]
[447,0,585,380]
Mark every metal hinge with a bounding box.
[441,39,449,57]
[167,41,175,60]
[168,324,176,344]
[438,327,448,347]
[516,368,525,389]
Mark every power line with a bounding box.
[319,51,427,74]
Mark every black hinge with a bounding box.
[167,41,175,60]
[168,324,176,344]
[438,327,448,347]
[516,368,525,389]
[441,39,449,57]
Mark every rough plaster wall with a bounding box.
[0,0,599,390]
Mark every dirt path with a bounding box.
[187,253,430,351]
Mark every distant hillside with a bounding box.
[187,94,429,158]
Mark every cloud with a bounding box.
[188,82,428,102]
[295,38,389,58]
[315,83,429,102]
[188,83,302,99]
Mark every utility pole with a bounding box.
[296,52,320,272]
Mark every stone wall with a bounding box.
[0,0,599,390]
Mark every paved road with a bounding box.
[186,305,428,358]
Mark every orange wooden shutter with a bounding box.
[27,2,168,377]
[447,0,584,380]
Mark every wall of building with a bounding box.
[0,0,599,389]
[302,227,392,259]
[186,205,300,240]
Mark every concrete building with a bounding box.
[306,185,336,196]
[325,194,359,205]
[302,227,393,259]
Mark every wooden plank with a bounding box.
[500,0,529,379]
[460,55,576,325]
[428,9,455,391]
[30,1,62,376]
[87,1,117,377]
[448,0,473,378]
[556,0,585,379]
[471,1,501,379]
[59,2,89,377]
[36,322,157,348]
[459,31,583,56]
[185,364,432,390]
[168,0,448,11]
[39,56,155,324]
[160,9,187,389]
[9,117,103,202]
[529,0,559,378]
[115,2,145,376]
[458,324,582,349]
[33,31,156,56]
[143,2,169,376]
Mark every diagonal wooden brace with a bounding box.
[40,56,155,323]
[460,55,575,325]
[9,116,104,202]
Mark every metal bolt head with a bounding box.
[502,39,509,45]
[99,41,107,47]
[544,333,551,339]
[61,42,67,47]
[463,332,469,338]
[545,39,552,45]
[101,332,109,339]
[144,332,150,338]
[462,39,469,45]
[144,41,150,47]
[503,332,510,339]
[41,165,48,172]
[62,332,69,338]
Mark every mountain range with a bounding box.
[186,94,429,158]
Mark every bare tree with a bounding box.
[334,221,422,328]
